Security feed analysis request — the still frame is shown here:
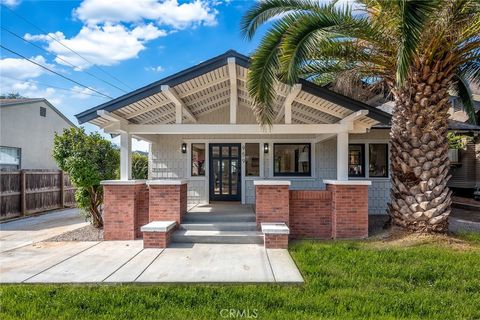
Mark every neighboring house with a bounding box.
[74,50,480,246]
[0,98,76,170]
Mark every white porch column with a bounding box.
[120,132,132,180]
[337,131,348,181]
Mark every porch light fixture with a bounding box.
[263,143,269,154]
[181,143,187,153]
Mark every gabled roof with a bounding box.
[1,98,77,128]
[75,50,391,125]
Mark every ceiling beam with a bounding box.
[295,95,347,119]
[161,85,197,123]
[124,123,351,135]
[227,57,238,124]
[124,100,171,120]
[275,84,301,123]
[339,110,369,124]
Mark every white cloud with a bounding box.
[25,23,167,69]
[0,0,21,8]
[0,55,54,79]
[144,65,165,73]
[74,0,218,29]
[0,77,61,105]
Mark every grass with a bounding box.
[1,233,479,319]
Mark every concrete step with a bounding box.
[171,230,264,244]
[183,213,256,223]
[179,222,257,231]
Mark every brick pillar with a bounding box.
[101,180,147,240]
[254,181,290,229]
[147,180,187,225]
[324,180,371,239]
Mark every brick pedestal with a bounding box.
[147,180,187,224]
[325,180,370,239]
[101,180,148,240]
[141,221,176,248]
[264,234,289,249]
[254,181,290,229]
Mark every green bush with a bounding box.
[53,127,119,228]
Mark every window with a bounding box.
[0,146,21,170]
[348,144,365,177]
[274,143,311,176]
[369,144,388,177]
[245,143,260,176]
[40,107,46,117]
[191,143,205,176]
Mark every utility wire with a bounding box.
[2,75,108,99]
[2,4,133,91]
[0,26,129,94]
[0,45,114,99]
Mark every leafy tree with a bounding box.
[53,127,119,228]
[242,0,479,232]
[132,152,148,179]
[0,93,25,99]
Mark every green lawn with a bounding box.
[1,233,479,320]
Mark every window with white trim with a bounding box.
[274,143,311,176]
[369,144,389,177]
[245,143,260,176]
[0,146,21,170]
[191,143,205,176]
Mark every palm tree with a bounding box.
[242,0,479,233]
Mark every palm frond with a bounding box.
[240,0,329,40]
[247,14,301,126]
[395,0,439,85]
[451,74,478,124]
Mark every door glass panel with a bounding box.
[212,146,220,157]
[231,146,238,157]
[222,146,229,157]
[231,160,238,195]
[221,159,229,194]
[213,160,220,195]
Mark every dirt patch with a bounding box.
[367,226,478,251]
[46,225,103,242]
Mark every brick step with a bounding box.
[179,222,257,231]
[182,213,256,223]
[171,230,264,244]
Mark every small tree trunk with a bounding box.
[388,64,452,233]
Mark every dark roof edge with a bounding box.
[75,49,391,125]
[2,98,77,128]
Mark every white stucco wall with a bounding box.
[0,100,74,169]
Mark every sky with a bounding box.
[0,0,268,151]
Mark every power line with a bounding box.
[0,45,114,99]
[2,75,108,99]
[2,4,133,91]
[0,26,129,94]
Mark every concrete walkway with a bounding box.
[0,208,87,253]
[0,241,303,283]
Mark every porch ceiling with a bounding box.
[81,50,391,129]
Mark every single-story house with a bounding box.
[0,98,76,170]
[75,50,480,248]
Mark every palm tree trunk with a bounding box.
[388,65,452,233]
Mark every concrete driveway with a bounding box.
[0,208,87,253]
[0,241,303,283]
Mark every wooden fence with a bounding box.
[0,170,76,221]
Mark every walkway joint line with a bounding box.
[21,241,101,283]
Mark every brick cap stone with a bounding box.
[323,179,372,186]
[261,223,290,234]
[254,180,291,186]
[100,179,146,185]
[141,221,176,232]
[147,179,187,185]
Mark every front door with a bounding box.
[209,143,241,201]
